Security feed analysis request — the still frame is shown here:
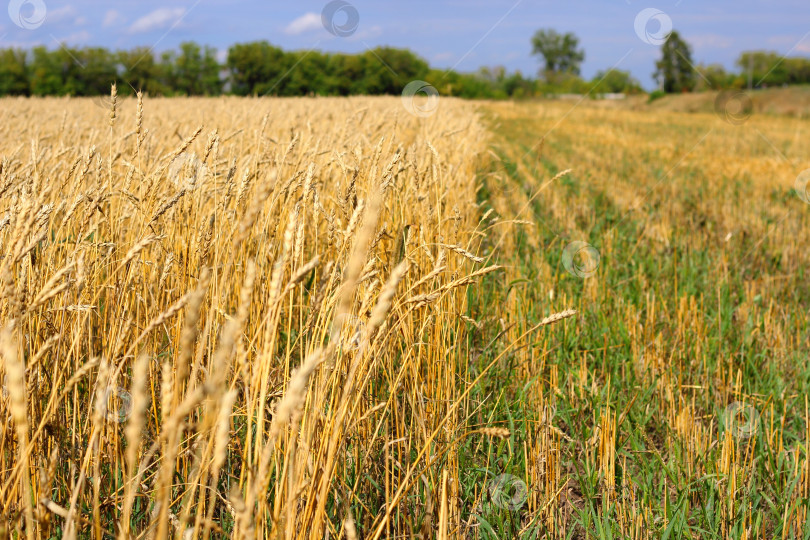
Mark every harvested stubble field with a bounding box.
[480,101,810,538]
[0,94,808,540]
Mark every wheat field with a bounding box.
[0,94,554,538]
[1,93,809,539]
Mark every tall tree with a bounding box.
[654,31,696,93]
[72,47,118,95]
[118,47,170,96]
[694,63,733,91]
[0,49,29,95]
[165,42,222,95]
[531,29,585,77]
[28,46,63,96]
[359,48,430,94]
[226,41,286,96]
[735,51,800,87]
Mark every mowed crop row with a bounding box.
[0,95,539,538]
[477,101,810,538]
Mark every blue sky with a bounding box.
[2,0,809,89]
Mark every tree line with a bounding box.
[0,35,807,99]
[660,39,810,92]
[530,28,810,95]
[0,41,536,98]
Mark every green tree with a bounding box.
[783,57,810,85]
[118,47,171,96]
[734,51,810,87]
[531,29,585,78]
[654,31,696,93]
[537,72,589,94]
[226,41,287,95]
[26,46,117,96]
[165,42,222,95]
[501,71,535,98]
[359,48,430,94]
[474,66,536,98]
[328,53,365,95]
[279,51,331,96]
[0,49,29,95]
[28,46,63,95]
[72,47,118,95]
[428,68,493,98]
[694,63,733,91]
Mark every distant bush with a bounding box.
[647,90,666,102]
[590,69,643,94]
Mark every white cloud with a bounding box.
[284,12,322,35]
[74,16,87,25]
[216,48,228,63]
[129,7,185,34]
[102,10,124,28]
[47,5,76,23]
